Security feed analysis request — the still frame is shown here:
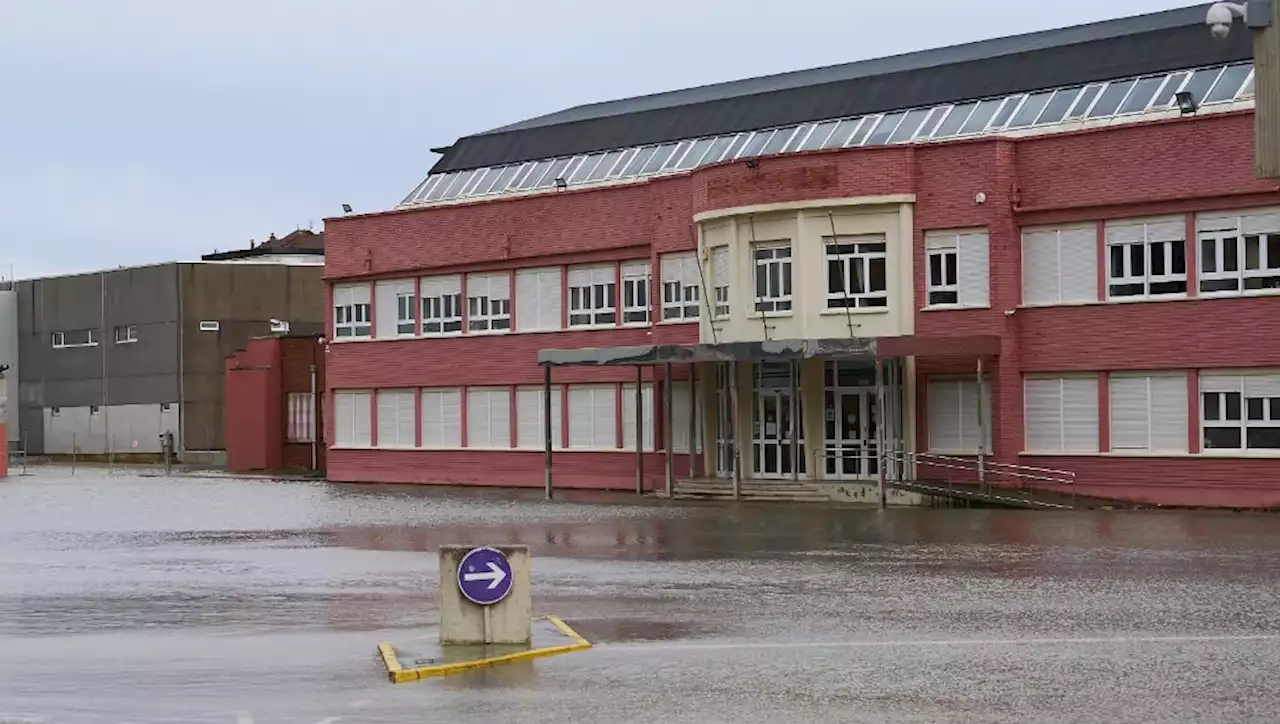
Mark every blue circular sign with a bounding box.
[456,546,514,606]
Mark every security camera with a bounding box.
[1206,2,1243,39]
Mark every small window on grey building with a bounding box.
[199,321,220,332]
[114,325,138,344]
[90,406,100,415]
[269,319,290,333]
[50,407,60,417]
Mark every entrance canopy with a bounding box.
[536,335,1000,367]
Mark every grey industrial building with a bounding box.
[10,231,325,460]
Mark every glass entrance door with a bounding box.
[751,362,804,479]
[825,389,878,480]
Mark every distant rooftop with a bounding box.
[202,230,325,262]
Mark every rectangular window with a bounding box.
[114,325,138,344]
[925,230,990,308]
[927,378,993,452]
[1022,225,1098,305]
[421,275,462,335]
[466,387,511,448]
[753,244,793,313]
[660,252,702,321]
[421,388,462,448]
[333,284,372,338]
[52,329,98,348]
[620,260,651,325]
[621,382,655,451]
[286,392,314,443]
[466,273,511,333]
[515,267,563,332]
[1197,209,1280,295]
[375,280,416,338]
[1109,374,1188,452]
[1024,376,1100,453]
[334,390,372,447]
[711,247,730,318]
[568,384,618,449]
[199,321,220,332]
[1106,218,1187,299]
[376,389,416,447]
[1201,372,1280,452]
[826,235,888,309]
[516,386,563,449]
[567,264,617,327]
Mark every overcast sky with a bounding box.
[2,0,1192,279]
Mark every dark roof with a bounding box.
[202,230,325,261]
[430,4,1252,174]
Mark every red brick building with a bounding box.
[322,6,1280,507]
[225,336,324,473]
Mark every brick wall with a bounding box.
[226,336,324,473]
[323,109,1280,504]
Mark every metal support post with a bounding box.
[729,361,742,500]
[875,358,886,509]
[976,357,987,493]
[789,359,799,482]
[309,364,318,471]
[543,364,553,500]
[664,363,675,498]
[688,363,698,479]
[635,366,644,495]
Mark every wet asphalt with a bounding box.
[2,467,1280,723]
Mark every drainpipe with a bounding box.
[309,363,318,471]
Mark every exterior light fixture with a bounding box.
[342,203,353,214]
[554,177,568,190]
[1176,91,1199,115]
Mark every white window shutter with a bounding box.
[957,232,990,307]
[568,387,596,448]
[927,380,963,451]
[467,390,489,447]
[334,392,354,446]
[672,381,693,452]
[960,378,993,451]
[1109,376,1151,450]
[1243,373,1280,397]
[490,389,511,448]
[1198,213,1240,233]
[374,282,399,338]
[595,386,618,448]
[1021,230,1059,305]
[1241,210,1280,235]
[468,389,510,448]
[1061,377,1099,452]
[1024,379,1063,452]
[352,392,371,447]
[681,255,702,289]
[441,390,462,447]
[515,270,540,332]
[1144,218,1185,242]
[1200,374,1241,394]
[712,247,729,287]
[621,260,649,281]
[1058,226,1099,303]
[1106,222,1146,244]
[517,386,562,449]
[1149,375,1188,452]
[567,267,591,288]
[622,383,654,451]
[516,268,562,332]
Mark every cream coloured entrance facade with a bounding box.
[689,196,919,484]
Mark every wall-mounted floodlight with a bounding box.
[1176,91,1199,115]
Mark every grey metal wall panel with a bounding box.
[0,289,16,442]
[42,403,179,455]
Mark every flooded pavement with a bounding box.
[3,467,1280,723]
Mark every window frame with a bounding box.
[1023,376,1100,453]
[465,273,512,334]
[926,376,993,453]
[925,230,990,309]
[114,325,138,345]
[711,246,730,319]
[333,284,372,339]
[567,264,618,328]
[752,243,793,314]
[620,260,652,326]
[420,275,463,336]
[51,329,98,348]
[1197,211,1280,297]
[333,390,372,448]
[660,252,702,322]
[466,387,512,449]
[825,235,889,311]
[1105,220,1188,300]
[375,389,417,448]
[1200,373,1280,453]
[420,388,463,449]
[1108,373,1189,453]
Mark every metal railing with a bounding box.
[813,443,1078,508]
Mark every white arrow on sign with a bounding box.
[463,561,507,590]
